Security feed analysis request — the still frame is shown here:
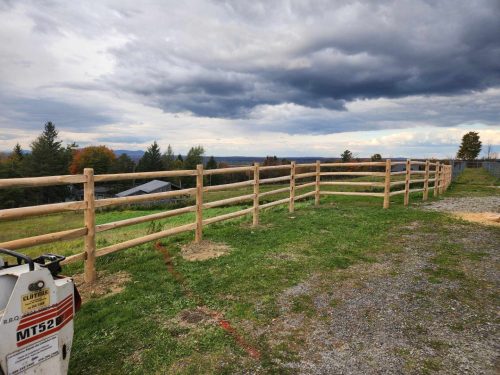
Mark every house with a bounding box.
[115,179,181,201]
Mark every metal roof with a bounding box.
[116,180,172,197]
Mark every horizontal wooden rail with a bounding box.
[391,171,406,176]
[321,161,386,167]
[94,169,197,182]
[390,190,405,196]
[203,166,253,175]
[321,191,384,197]
[61,252,86,265]
[202,207,254,225]
[321,172,386,176]
[94,188,196,208]
[409,188,425,193]
[203,180,254,192]
[260,197,290,209]
[0,174,86,189]
[0,227,87,250]
[295,172,316,179]
[295,163,317,168]
[409,178,426,184]
[320,181,384,187]
[202,194,255,209]
[95,222,197,258]
[411,161,427,165]
[294,191,316,201]
[410,171,426,175]
[260,175,291,184]
[0,201,86,220]
[295,181,316,190]
[259,165,291,171]
[259,187,290,197]
[95,206,196,233]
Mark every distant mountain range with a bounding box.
[113,150,336,164]
[113,150,413,165]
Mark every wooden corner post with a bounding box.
[440,165,446,194]
[253,163,260,226]
[423,160,430,201]
[83,168,97,283]
[289,161,296,213]
[434,162,440,197]
[195,164,204,243]
[404,159,411,206]
[383,159,391,209]
[315,160,321,206]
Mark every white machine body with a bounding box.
[0,261,75,375]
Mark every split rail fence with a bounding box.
[0,160,452,282]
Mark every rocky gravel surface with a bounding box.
[266,221,499,374]
[421,196,500,213]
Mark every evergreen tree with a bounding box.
[370,153,382,161]
[184,146,205,170]
[111,153,136,173]
[205,155,218,185]
[162,144,176,170]
[24,122,71,203]
[137,141,163,171]
[205,156,217,170]
[177,154,184,162]
[457,132,482,160]
[341,149,353,162]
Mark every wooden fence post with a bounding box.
[195,164,203,243]
[383,159,391,209]
[434,162,440,197]
[315,160,321,206]
[440,165,446,194]
[83,168,96,283]
[289,161,295,213]
[404,159,411,206]
[253,163,260,226]
[423,160,430,201]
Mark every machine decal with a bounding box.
[21,288,50,314]
[7,335,59,375]
[16,294,73,347]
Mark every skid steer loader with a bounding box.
[0,248,81,375]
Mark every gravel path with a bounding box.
[421,196,500,213]
[265,221,500,374]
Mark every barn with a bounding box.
[115,180,180,198]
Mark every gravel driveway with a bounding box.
[264,220,499,374]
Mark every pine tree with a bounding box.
[341,150,353,162]
[457,132,482,160]
[162,145,176,170]
[184,146,205,170]
[24,122,71,203]
[137,141,163,171]
[205,156,217,170]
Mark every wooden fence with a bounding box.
[0,159,452,282]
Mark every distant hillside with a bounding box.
[114,150,145,162]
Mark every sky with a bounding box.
[0,0,499,158]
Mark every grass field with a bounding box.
[0,168,498,373]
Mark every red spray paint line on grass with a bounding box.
[154,242,261,360]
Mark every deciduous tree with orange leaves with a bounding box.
[70,145,116,174]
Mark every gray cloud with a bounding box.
[0,0,499,143]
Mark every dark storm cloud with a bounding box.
[97,0,500,120]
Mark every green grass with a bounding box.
[0,167,497,373]
[446,167,499,197]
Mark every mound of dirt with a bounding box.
[452,212,500,227]
[180,240,231,261]
[72,270,131,303]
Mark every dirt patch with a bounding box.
[72,270,131,303]
[452,211,500,226]
[180,240,231,261]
